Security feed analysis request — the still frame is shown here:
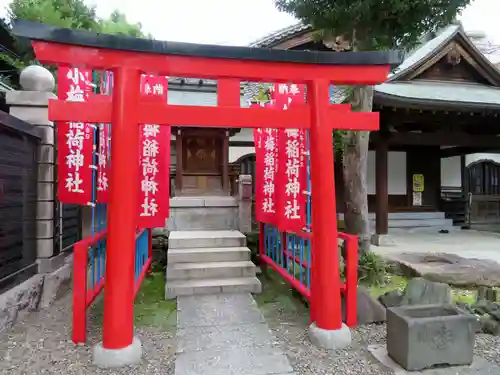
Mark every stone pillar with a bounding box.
[238,174,253,233]
[6,65,62,271]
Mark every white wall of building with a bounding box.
[441,156,461,187]
[440,153,500,188]
[229,145,409,195]
[230,146,255,163]
[466,153,500,165]
[366,151,407,195]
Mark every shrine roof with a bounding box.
[12,20,402,68]
[251,22,500,109]
[375,80,500,110]
[374,23,500,109]
[250,23,311,48]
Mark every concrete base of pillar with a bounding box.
[92,337,142,368]
[308,322,351,350]
[371,234,395,247]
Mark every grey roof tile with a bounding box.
[249,22,311,48]
[376,80,500,106]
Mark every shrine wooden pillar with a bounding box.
[375,136,389,235]
[222,130,229,193]
[460,154,467,194]
[218,79,240,195]
[175,128,183,194]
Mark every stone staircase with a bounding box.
[339,211,457,232]
[165,230,262,299]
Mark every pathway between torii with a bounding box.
[174,293,295,375]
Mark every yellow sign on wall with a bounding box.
[413,174,424,192]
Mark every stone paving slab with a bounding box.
[177,293,266,328]
[175,345,294,375]
[368,344,500,375]
[176,322,275,353]
[169,230,246,240]
[175,293,296,375]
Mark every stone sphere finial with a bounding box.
[19,65,55,92]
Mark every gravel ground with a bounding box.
[0,292,176,375]
[260,302,500,375]
[4,289,500,375]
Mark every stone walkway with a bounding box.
[373,229,500,264]
[175,293,295,375]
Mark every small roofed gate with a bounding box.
[12,20,400,367]
[467,160,500,231]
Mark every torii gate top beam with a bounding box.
[12,20,402,85]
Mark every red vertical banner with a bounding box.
[57,67,94,205]
[260,124,280,225]
[96,123,109,203]
[272,83,307,232]
[138,75,170,228]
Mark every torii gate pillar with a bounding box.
[93,67,143,367]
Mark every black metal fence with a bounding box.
[61,203,82,250]
[0,110,39,293]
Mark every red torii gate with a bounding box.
[13,20,400,366]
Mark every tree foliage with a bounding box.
[99,10,152,38]
[274,0,471,254]
[275,0,472,50]
[1,0,150,85]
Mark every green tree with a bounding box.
[2,0,151,81]
[99,10,151,38]
[274,0,471,254]
[4,0,99,75]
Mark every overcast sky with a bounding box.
[0,0,498,47]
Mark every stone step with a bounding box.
[169,230,246,249]
[165,277,262,299]
[167,247,251,264]
[167,261,256,281]
[341,212,447,220]
[384,218,454,228]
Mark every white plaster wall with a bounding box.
[228,147,408,195]
[466,153,500,165]
[441,156,461,187]
[440,153,500,188]
[231,128,253,143]
[229,146,255,163]
[366,151,407,195]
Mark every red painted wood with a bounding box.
[32,41,391,85]
[261,254,311,300]
[218,79,240,192]
[72,240,88,344]
[102,67,141,350]
[49,98,379,131]
[72,229,108,344]
[342,232,358,328]
[308,79,342,330]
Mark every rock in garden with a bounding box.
[342,287,386,324]
[382,252,500,288]
[480,315,500,335]
[401,277,452,305]
[378,290,403,308]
